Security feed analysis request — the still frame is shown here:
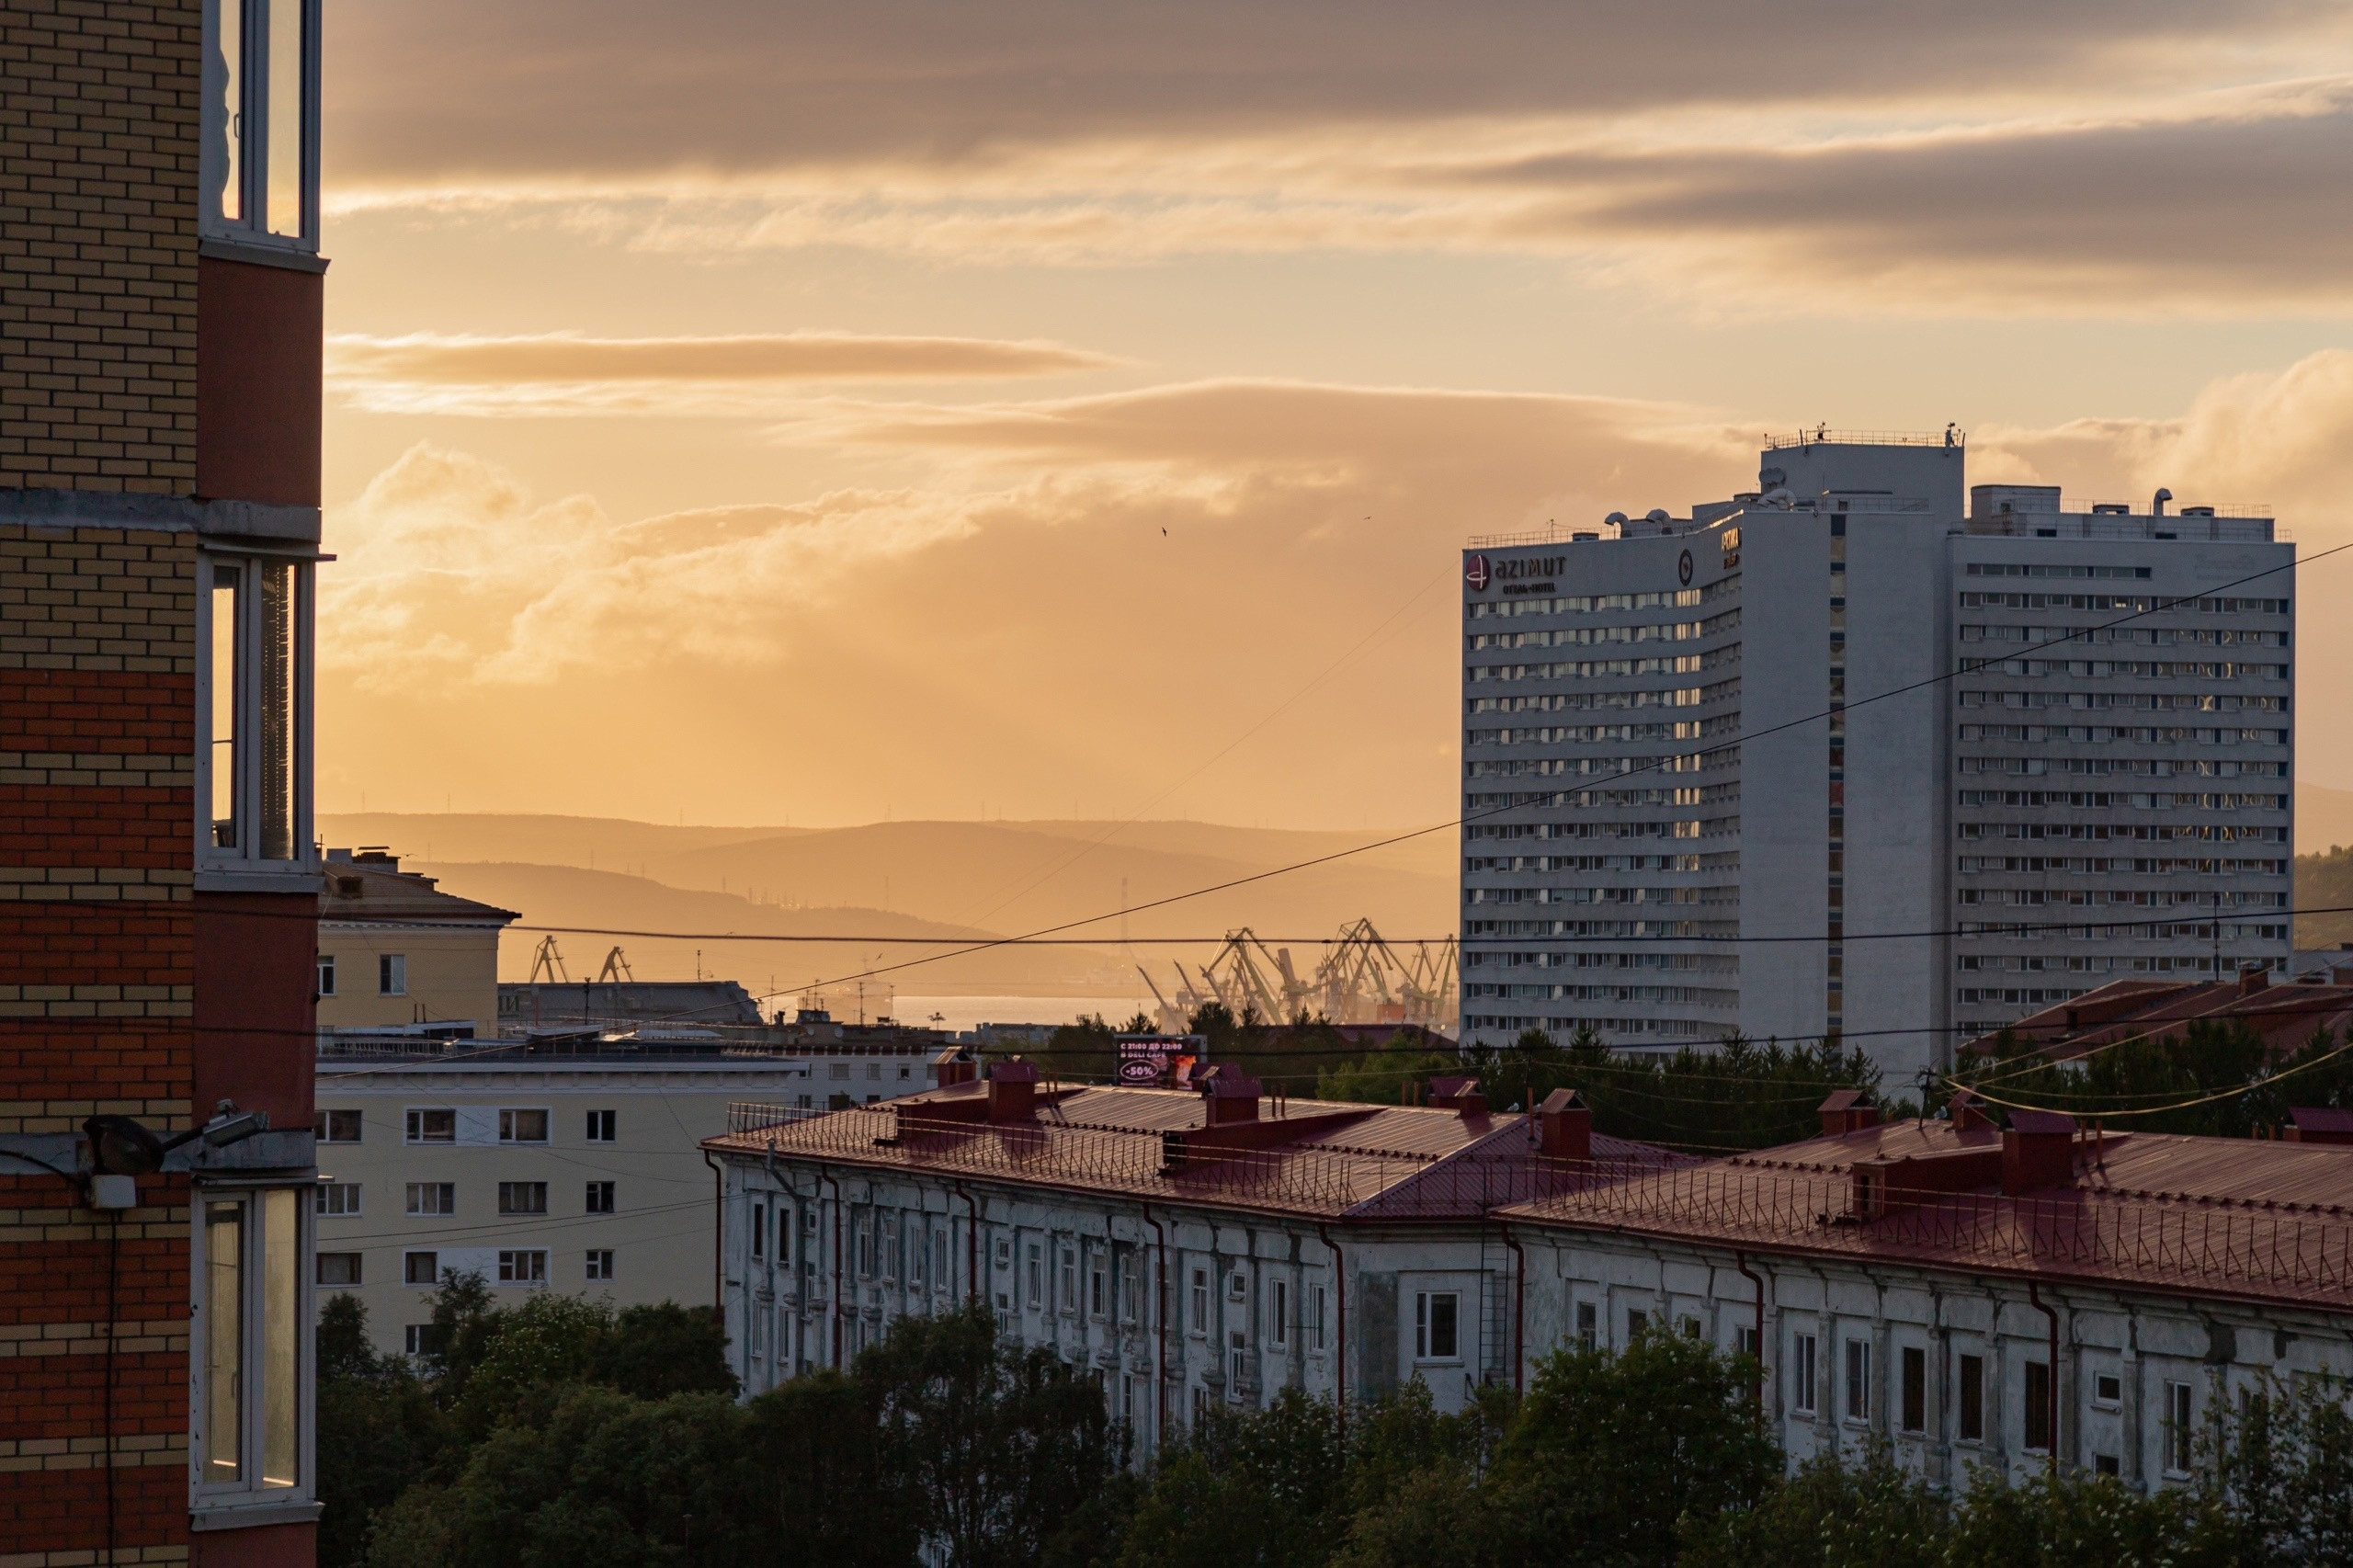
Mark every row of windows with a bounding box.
[314,953,409,997]
[1964,562,2154,580]
[313,1180,619,1219]
[1465,951,1739,973]
[1959,624,2288,648]
[1958,658,2287,680]
[1958,920,2288,940]
[1467,681,1736,716]
[1957,858,2291,881]
[1466,854,1705,873]
[1466,1014,1715,1037]
[1957,954,2285,974]
[1468,886,1732,907]
[1958,592,2286,614]
[1959,791,2288,812]
[314,1108,620,1144]
[1466,651,1721,684]
[1961,692,2290,720]
[1469,608,1741,653]
[1466,583,1733,619]
[1959,747,2288,780]
[1465,918,1740,939]
[1467,722,1714,747]
[1961,731,2285,752]
[1466,983,1739,1006]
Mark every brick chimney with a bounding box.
[1199,1064,1263,1126]
[1534,1086,1591,1162]
[2239,963,2270,997]
[1427,1075,1486,1117]
[933,1047,976,1088]
[1818,1090,1879,1138]
[1947,1087,1990,1132]
[2001,1108,2077,1195]
[987,1058,1040,1123]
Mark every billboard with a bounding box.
[1114,1033,1205,1087]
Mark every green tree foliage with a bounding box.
[1116,1389,1345,1568]
[858,1301,1118,1568]
[318,1280,736,1567]
[1953,1019,2353,1138]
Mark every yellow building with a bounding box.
[318,849,518,1034]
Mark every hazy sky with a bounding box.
[314,1,2353,830]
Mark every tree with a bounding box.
[858,1300,1117,1568]
[588,1302,738,1401]
[1116,1389,1344,1568]
[315,1295,447,1568]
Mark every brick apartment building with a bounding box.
[2,3,325,1565]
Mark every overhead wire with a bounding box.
[651,535,2344,1023]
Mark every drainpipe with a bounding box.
[820,1168,845,1369]
[2029,1280,2060,1473]
[1142,1202,1169,1445]
[1498,1221,1526,1395]
[1735,1252,1766,1408]
[952,1180,981,1303]
[701,1150,726,1341]
[1317,1221,1347,1443]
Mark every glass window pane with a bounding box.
[214,0,244,223]
[265,0,306,237]
[256,562,297,859]
[262,1188,299,1486]
[210,567,240,849]
[204,1202,244,1482]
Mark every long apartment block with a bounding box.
[1461,433,2292,1083]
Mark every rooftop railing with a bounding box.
[1764,429,1958,449]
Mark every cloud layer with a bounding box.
[328,331,1114,415]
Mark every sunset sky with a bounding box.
[313,2,2353,833]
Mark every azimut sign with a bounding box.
[1466,553,1563,594]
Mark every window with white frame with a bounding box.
[404,1109,452,1144]
[585,1109,617,1142]
[1791,1332,1819,1415]
[585,1182,614,1215]
[315,954,335,997]
[404,1182,453,1217]
[195,1188,308,1504]
[497,1108,548,1143]
[1414,1291,1460,1362]
[2164,1380,2196,1476]
[1844,1340,1870,1423]
[1059,1244,1076,1313]
[313,1182,358,1216]
[313,1109,359,1142]
[1268,1278,1289,1349]
[378,954,405,997]
[933,1229,949,1294]
[1089,1253,1105,1318]
[495,1182,546,1216]
[498,1250,548,1284]
[586,1250,615,1282]
[201,0,321,252]
[198,554,313,873]
[1189,1266,1210,1333]
[1026,1242,1043,1308]
[1310,1284,1327,1352]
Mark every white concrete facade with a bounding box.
[1461,434,2293,1085]
[313,1048,951,1357]
[712,1156,1511,1460]
[1511,1225,2353,1491]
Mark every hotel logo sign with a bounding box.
[1465,553,1491,592]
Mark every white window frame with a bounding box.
[404,1108,453,1145]
[1844,1338,1871,1424]
[495,1182,547,1217]
[315,954,335,997]
[313,1108,359,1143]
[496,1108,550,1144]
[199,0,322,254]
[497,1249,549,1285]
[189,1184,313,1516]
[194,551,315,883]
[313,1181,358,1217]
[586,1249,615,1282]
[1310,1283,1328,1353]
[404,1182,454,1218]
[585,1109,617,1142]
[1414,1290,1461,1364]
[2163,1380,2196,1477]
[1791,1332,1819,1415]
[378,954,406,997]
[1268,1278,1289,1350]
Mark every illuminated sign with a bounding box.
[1115,1034,1206,1086]
[1465,553,1491,592]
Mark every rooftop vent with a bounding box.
[2002,1108,2077,1195]
[1427,1075,1487,1117]
[1199,1064,1263,1126]
[1818,1090,1880,1138]
[1534,1086,1591,1162]
[987,1058,1040,1123]
[2285,1108,2353,1146]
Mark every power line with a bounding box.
[688,538,2342,1019]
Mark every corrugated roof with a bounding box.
[1501,1119,2353,1312]
[1978,974,2353,1061]
[705,1085,1688,1222]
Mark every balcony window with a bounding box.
[199,555,312,876]
[195,1189,308,1506]
[202,0,321,252]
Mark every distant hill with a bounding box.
[323,812,1458,950]
[404,860,1138,998]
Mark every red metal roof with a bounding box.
[1500,1118,2353,1312]
[1973,973,2353,1062]
[705,1084,1688,1221]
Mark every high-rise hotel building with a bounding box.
[1461,434,2293,1085]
